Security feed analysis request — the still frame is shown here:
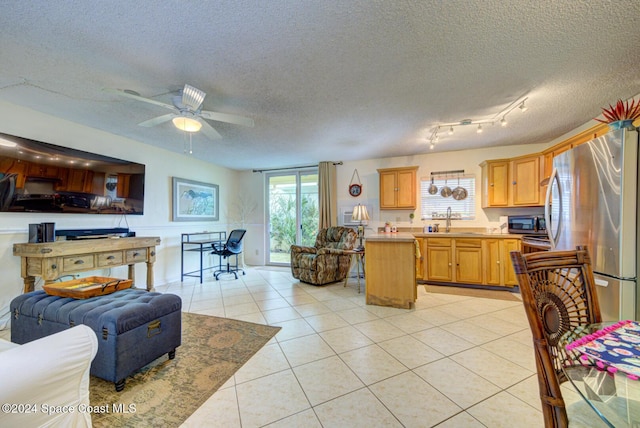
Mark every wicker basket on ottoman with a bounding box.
[10,288,182,391]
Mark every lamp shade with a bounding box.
[172,116,202,132]
[352,204,370,222]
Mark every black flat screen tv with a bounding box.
[0,132,145,215]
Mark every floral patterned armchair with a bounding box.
[290,227,357,285]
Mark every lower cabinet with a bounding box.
[422,236,520,288]
[502,239,521,286]
[425,238,453,282]
[454,239,483,284]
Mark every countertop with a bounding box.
[365,232,417,242]
[413,232,521,239]
[369,229,521,240]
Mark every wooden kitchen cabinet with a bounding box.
[365,235,417,309]
[422,235,520,287]
[0,157,27,188]
[502,238,520,286]
[510,155,542,206]
[480,154,544,207]
[27,162,60,179]
[480,160,509,207]
[425,237,453,282]
[484,239,502,286]
[483,238,520,287]
[378,166,418,209]
[66,168,93,192]
[454,239,483,284]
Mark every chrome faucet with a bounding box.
[446,206,452,233]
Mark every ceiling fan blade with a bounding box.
[182,84,206,111]
[199,121,223,140]
[199,110,255,127]
[138,113,177,127]
[104,88,177,112]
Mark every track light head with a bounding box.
[477,124,483,133]
[500,117,507,127]
[519,101,528,112]
[448,126,454,135]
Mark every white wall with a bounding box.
[0,101,241,328]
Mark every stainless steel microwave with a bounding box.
[508,215,547,235]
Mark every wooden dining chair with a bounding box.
[510,246,602,428]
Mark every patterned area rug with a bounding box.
[423,284,521,302]
[89,312,280,427]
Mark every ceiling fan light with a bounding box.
[172,117,202,132]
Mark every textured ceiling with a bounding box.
[0,0,639,170]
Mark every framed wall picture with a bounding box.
[172,177,219,222]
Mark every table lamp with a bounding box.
[352,204,369,250]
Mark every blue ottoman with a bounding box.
[10,288,182,391]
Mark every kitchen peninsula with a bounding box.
[364,232,418,309]
[364,229,524,309]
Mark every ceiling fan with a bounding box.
[107,84,254,139]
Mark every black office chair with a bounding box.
[211,229,246,280]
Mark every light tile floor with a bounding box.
[171,266,552,428]
[1,266,591,427]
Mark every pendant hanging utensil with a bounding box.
[452,175,468,200]
[428,177,438,195]
[440,176,452,198]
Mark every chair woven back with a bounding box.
[510,246,602,428]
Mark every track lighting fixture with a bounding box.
[426,96,529,147]
[430,142,435,150]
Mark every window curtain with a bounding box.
[318,161,337,229]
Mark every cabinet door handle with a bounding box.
[107,255,115,260]
[74,259,84,265]
[133,252,140,257]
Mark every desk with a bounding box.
[181,232,226,283]
[13,237,161,292]
[560,323,640,427]
[343,249,365,293]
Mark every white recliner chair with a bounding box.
[0,325,98,428]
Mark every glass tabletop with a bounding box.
[560,323,640,428]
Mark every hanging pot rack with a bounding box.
[430,169,465,178]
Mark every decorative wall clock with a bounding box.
[349,183,362,197]
[349,169,363,197]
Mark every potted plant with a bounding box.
[595,99,640,130]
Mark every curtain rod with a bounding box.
[252,161,342,173]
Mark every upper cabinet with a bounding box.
[377,166,418,209]
[480,154,545,207]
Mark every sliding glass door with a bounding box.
[266,169,318,265]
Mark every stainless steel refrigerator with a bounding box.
[545,127,639,321]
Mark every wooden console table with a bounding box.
[13,237,161,293]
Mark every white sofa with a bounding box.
[0,325,98,428]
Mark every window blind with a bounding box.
[420,175,476,220]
